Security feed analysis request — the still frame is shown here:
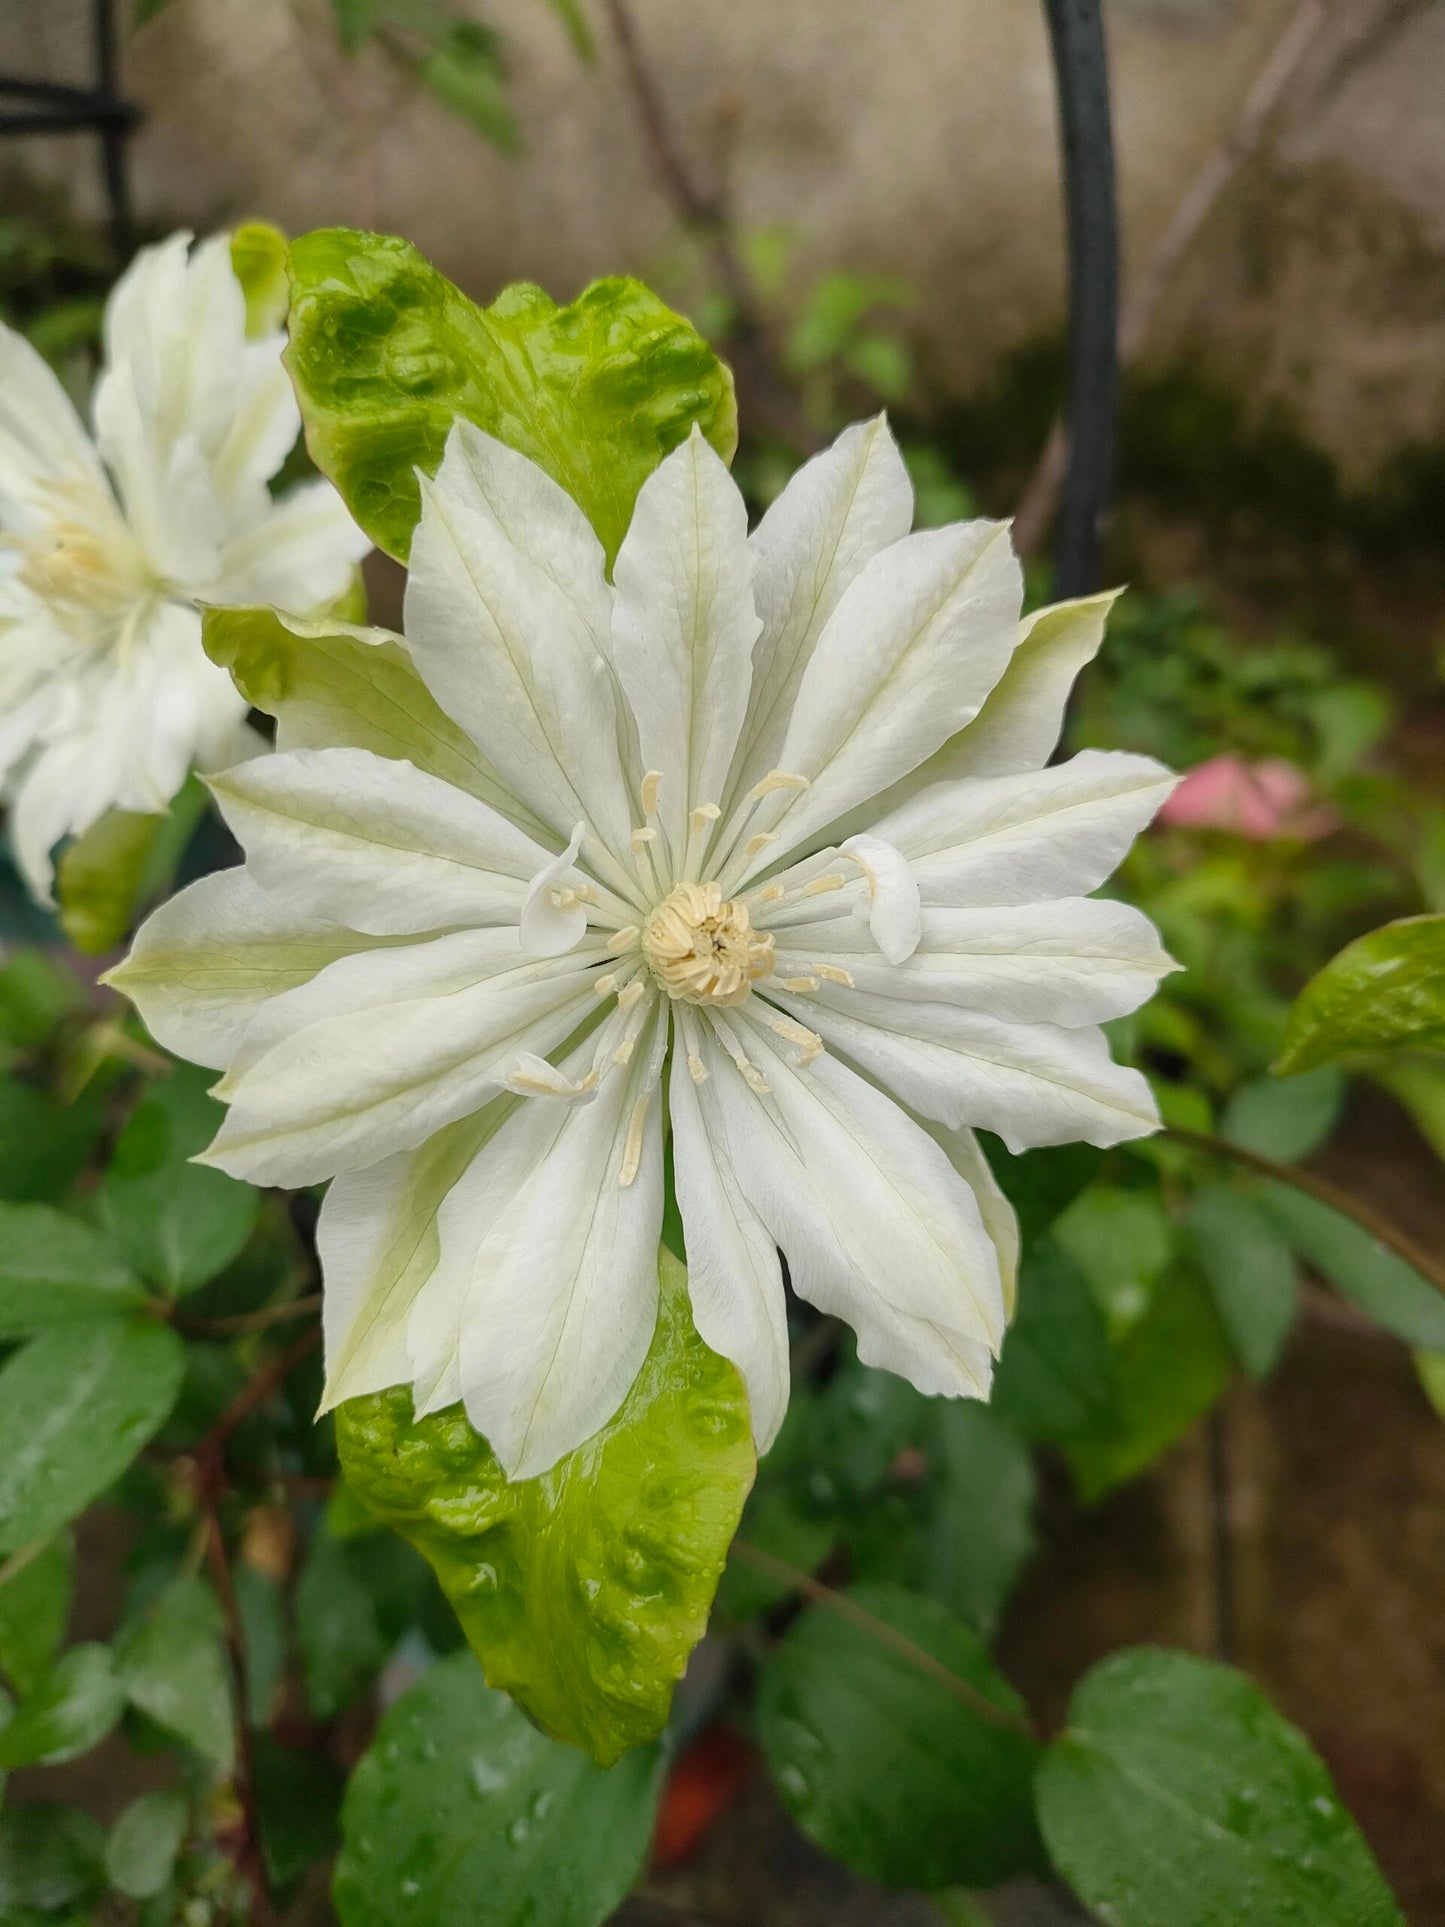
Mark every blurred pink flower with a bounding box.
[1158,753,1336,841]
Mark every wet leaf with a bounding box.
[1275,914,1445,1074]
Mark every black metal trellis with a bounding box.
[1042,0,1120,598]
[0,0,137,263]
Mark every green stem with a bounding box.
[730,1541,1036,1740]
[1160,1125,1445,1298]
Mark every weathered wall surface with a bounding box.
[4,0,1443,480]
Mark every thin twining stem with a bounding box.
[1161,1125,1445,1298]
[729,1540,1037,1740]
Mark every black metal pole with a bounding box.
[1043,0,1118,596]
[94,0,135,263]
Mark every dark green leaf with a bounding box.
[1223,1068,1344,1161]
[756,1582,1041,1889]
[1276,914,1445,1074]
[104,1791,188,1901]
[1258,1184,1445,1351]
[0,1534,73,1695]
[115,1577,234,1768]
[235,1564,287,1725]
[982,1139,1103,1247]
[991,1238,1116,1443]
[100,1065,258,1295]
[337,1246,754,1765]
[331,0,377,53]
[295,1530,413,1719]
[1053,1183,1173,1333]
[418,26,519,153]
[0,950,82,1051]
[0,1805,105,1916]
[332,1649,662,1927]
[1188,1185,1299,1379]
[0,1319,185,1554]
[284,230,737,565]
[0,1644,124,1768]
[0,1203,144,1338]
[0,1075,109,1205]
[1036,1648,1404,1927]
[254,1735,344,1890]
[716,1483,835,1623]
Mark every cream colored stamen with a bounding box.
[618,1097,650,1188]
[640,770,663,817]
[768,1015,825,1066]
[817,964,855,987]
[606,926,641,954]
[641,881,776,1008]
[747,769,810,803]
[687,1052,709,1084]
[802,872,849,897]
[617,980,647,1012]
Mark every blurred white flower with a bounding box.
[0,231,370,898]
[111,415,1176,1479]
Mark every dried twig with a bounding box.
[1013,0,1333,558]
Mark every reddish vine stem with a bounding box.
[175,1292,323,1340]
[730,1541,1037,1739]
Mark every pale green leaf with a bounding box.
[230,221,289,338]
[104,1791,189,1902]
[0,1645,124,1769]
[335,1246,754,1765]
[756,1582,1041,1890]
[1222,1067,1344,1162]
[333,1649,661,1927]
[1258,1183,1445,1351]
[1275,914,1445,1074]
[55,781,207,956]
[1188,1185,1298,1379]
[1037,1648,1403,1926]
[284,229,737,565]
[115,1577,234,1769]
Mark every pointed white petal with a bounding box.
[738,521,1022,877]
[318,1106,507,1411]
[703,1017,1005,1399]
[868,749,1176,907]
[772,897,1177,1026]
[728,415,913,805]
[105,866,385,1069]
[519,821,589,957]
[611,426,761,859]
[413,1008,667,1478]
[766,983,1161,1152]
[404,421,636,885]
[669,1009,789,1451]
[203,930,605,1185]
[214,476,370,612]
[0,320,108,510]
[839,832,922,964]
[209,747,560,937]
[911,1118,1020,1318]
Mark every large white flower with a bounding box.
[110,415,1176,1479]
[0,231,371,897]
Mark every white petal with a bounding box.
[703,1017,1004,1397]
[772,897,1176,1026]
[611,425,761,860]
[669,1008,789,1451]
[519,821,588,957]
[736,521,1022,878]
[208,746,556,937]
[868,749,1177,907]
[839,832,922,964]
[0,320,108,512]
[766,985,1161,1152]
[404,421,636,888]
[413,1007,667,1478]
[727,415,913,805]
[203,929,605,1185]
[911,1118,1020,1318]
[214,476,370,613]
[104,866,385,1069]
[318,1106,507,1411]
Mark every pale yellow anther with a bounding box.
[747,769,810,803]
[641,881,776,1009]
[689,803,722,832]
[781,975,820,994]
[757,882,786,904]
[617,980,647,1012]
[593,973,619,999]
[741,1063,773,1096]
[606,926,641,953]
[548,886,577,910]
[817,964,856,987]
[618,1097,650,1188]
[613,1036,636,1067]
[640,770,663,816]
[769,1015,825,1066]
[802,872,849,897]
[744,831,779,860]
[572,881,600,906]
[630,826,658,852]
[687,1052,709,1084]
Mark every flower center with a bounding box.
[15,482,157,649]
[642,881,775,1008]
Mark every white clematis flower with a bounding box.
[0,231,371,897]
[110,414,1177,1479]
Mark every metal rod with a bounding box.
[1042,0,1119,596]
[94,0,135,263]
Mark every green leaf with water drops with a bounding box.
[284,228,738,566]
[332,1648,662,1927]
[0,1319,185,1556]
[1036,1647,1404,1927]
[1275,913,1445,1074]
[756,1582,1042,1890]
[335,1245,754,1765]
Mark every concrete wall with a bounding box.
[5,0,1444,480]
